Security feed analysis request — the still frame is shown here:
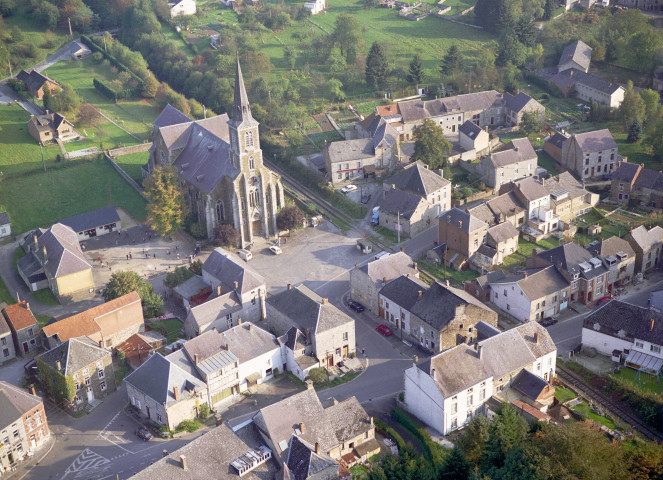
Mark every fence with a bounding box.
[108,142,153,157]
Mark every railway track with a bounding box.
[556,365,663,443]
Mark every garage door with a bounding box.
[211,387,233,405]
[545,308,555,317]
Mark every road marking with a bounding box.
[61,449,111,480]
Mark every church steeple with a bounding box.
[231,55,256,127]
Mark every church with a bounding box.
[145,58,284,247]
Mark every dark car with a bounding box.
[376,324,393,336]
[135,427,153,442]
[348,301,365,313]
[541,317,558,327]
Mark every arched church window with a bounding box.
[216,201,224,222]
[245,131,254,149]
[249,156,255,170]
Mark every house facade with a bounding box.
[375,189,432,238]
[481,138,537,191]
[502,92,546,126]
[472,221,520,270]
[0,315,16,365]
[549,69,625,108]
[28,112,74,144]
[458,121,490,153]
[59,206,121,242]
[169,0,196,17]
[625,225,663,273]
[543,132,568,164]
[438,207,489,263]
[586,237,636,292]
[1,301,40,357]
[384,161,451,217]
[543,172,598,222]
[379,275,429,339]
[611,162,663,208]
[16,70,61,99]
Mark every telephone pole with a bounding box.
[40,144,46,172]
[7,58,12,77]
[397,211,401,243]
[68,17,73,38]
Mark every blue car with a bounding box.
[348,301,365,313]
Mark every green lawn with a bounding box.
[537,150,559,176]
[114,151,149,185]
[440,0,476,15]
[32,289,60,306]
[0,156,147,235]
[572,402,617,430]
[419,260,480,287]
[148,318,184,344]
[501,236,563,270]
[554,386,577,404]
[611,368,663,395]
[0,104,63,176]
[349,464,369,479]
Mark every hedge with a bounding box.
[391,408,446,471]
[93,78,141,101]
[374,418,407,453]
[81,35,144,87]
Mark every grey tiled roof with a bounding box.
[0,212,8,226]
[410,282,493,330]
[0,382,42,427]
[503,91,540,113]
[59,206,120,234]
[545,132,568,150]
[487,191,526,218]
[0,389,23,431]
[202,248,265,295]
[628,225,663,250]
[514,177,549,202]
[285,435,338,480]
[586,236,635,260]
[153,104,191,128]
[220,323,279,364]
[550,69,623,96]
[475,321,501,341]
[543,171,588,201]
[17,69,60,93]
[558,40,592,71]
[511,369,550,400]
[0,315,10,336]
[535,242,608,280]
[38,336,110,376]
[386,161,450,197]
[634,169,663,192]
[439,207,487,234]
[467,203,496,226]
[379,275,428,311]
[173,274,210,299]
[36,223,91,278]
[489,138,536,167]
[514,266,568,300]
[358,251,418,282]
[459,120,482,138]
[186,291,241,330]
[124,352,206,405]
[584,299,663,346]
[326,138,375,163]
[572,129,618,154]
[375,189,424,220]
[371,119,398,149]
[398,91,502,123]
[181,331,238,376]
[487,221,519,245]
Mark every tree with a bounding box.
[141,74,159,98]
[365,42,389,90]
[439,447,471,480]
[458,415,491,465]
[482,402,528,472]
[34,1,60,29]
[440,44,461,77]
[327,78,345,101]
[284,46,296,70]
[587,38,606,62]
[515,16,537,48]
[496,30,528,67]
[646,113,663,160]
[521,111,542,135]
[543,0,555,21]
[412,118,451,169]
[44,84,81,114]
[214,224,240,247]
[619,81,645,128]
[143,165,188,237]
[277,206,305,231]
[623,439,663,480]
[104,271,164,318]
[639,88,660,125]
[332,13,363,63]
[627,30,662,73]
[627,118,642,143]
[0,0,17,16]
[164,266,194,288]
[407,54,425,90]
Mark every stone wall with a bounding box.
[108,142,152,157]
[104,153,146,199]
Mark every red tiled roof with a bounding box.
[511,400,551,421]
[2,301,37,331]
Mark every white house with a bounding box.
[281,327,320,381]
[582,299,663,374]
[304,0,325,15]
[0,212,10,239]
[404,322,556,435]
[169,0,196,17]
[378,274,429,337]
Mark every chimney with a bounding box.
[287,283,292,290]
[332,397,339,405]
[173,386,180,400]
[238,316,243,325]
[400,247,405,253]
[180,455,187,470]
[413,355,418,365]
[162,450,169,458]
[217,285,222,296]
[248,323,253,331]
[98,340,103,348]
[321,298,328,304]
[370,416,374,426]
[430,368,435,379]
[447,215,451,223]
[382,276,387,285]
[25,302,29,311]
[650,318,655,331]
[523,273,527,279]
[305,379,314,390]
[477,345,483,359]
[32,233,38,245]
[41,245,47,262]
[56,360,61,371]
[299,422,305,434]
[417,290,423,300]
[534,332,539,344]
[234,281,239,290]
[355,264,358,269]
[194,354,199,365]
[413,262,418,270]
[29,385,36,396]
[212,326,217,332]
[315,442,321,455]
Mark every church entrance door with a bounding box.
[252,220,262,235]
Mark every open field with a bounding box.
[115,151,149,185]
[572,402,617,430]
[0,156,147,235]
[554,386,577,404]
[611,368,663,395]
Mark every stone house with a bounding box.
[37,337,116,411]
[625,225,663,273]
[0,212,10,239]
[458,121,490,153]
[490,266,571,322]
[17,224,94,303]
[374,189,432,238]
[384,161,451,217]
[0,382,50,472]
[183,291,242,338]
[281,327,320,381]
[145,60,284,247]
[586,236,636,292]
[611,162,663,208]
[438,208,489,265]
[253,385,379,464]
[1,301,39,357]
[548,69,625,108]
[0,314,16,365]
[543,172,598,223]
[124,352,208,430]
[169,0,196,17]
[557,40,592,73]
[481,138,537,191]
[543,132,569,164]
[502,92,545,126]
[27,112,75,144]
[378,275,429,338]
[404,322,556,435]
[15,70,61,99]
[41,292,145,350]
[407,282,498,353]
[266,284,355,367]
[350,251,419,315]
[472,221,520,270]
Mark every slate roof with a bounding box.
[59,206,120,234]
[0,382,42,419]
[628,225,663,250]
[153,104,192,128]
[572,129,618,154]
[203,248,265,295]
[398,91,502,123]
[410,282,494,330]
[458,120,483,139]
[503,91,540,113]
[283,327,308,351]
[285,435,339,480]
[535,242,608,280]
[558,40,592,72]
[611,162,641,183]
[34,223,91,278]
[185,291,241,331]
[386,161,450,197]
[326,138,375,163]
[220,323,279,364]
[29,112,73,133]
[475,321,501,341]
[0,212,9,226]
[489,138,536,167]
[585,236,635,260]
[487,191,526,219]
[17,69,60,93]
[0,388,26,431]
[0,315,10,337]
[514,177,549,202]
[181,331,238,376]
[375,189,424,220]
[266,284,352,335]
[467,203,496,226]
[543,171,589,201]
[124,352,206,405]
[549,69,623,96]
[545,132,568,150]
[439,207,487,234]
[511,369,550,400]
[486,221,519,245]
[358,251,418,282]
[634,168,663,192]
[379,275,428,311]
[476,244,496,259]
[1,301,38,332]
[583,299,663,346]
[173,274,210,299]
[368,117,398,149]
[38,336,110,376]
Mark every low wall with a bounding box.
[108,142,152,157]
[104,152,147,200]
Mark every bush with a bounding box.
[305,367,328,387]
[198,403,210,419]
[188,221,207,240]
[164,266,194,288]
[391,408,445,470]
[176,419,201,433]
[190,259,203,275]
[277,205,305,231]
[92,51,103,62]
[214,223,239,247]
[374,418,407,452]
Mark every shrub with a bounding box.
[391,408,446,470]
[198,403,210,419]
[188,222,207,240]
[277,205,305,231]
[164,266,194,288]
[214,223,239,247]
[92,51,103,62]
[374,418,407,452]
[305,367,328,387]
[176,419,201,433]
[190,259,203,275]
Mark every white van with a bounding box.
[237,249,252,262]
[374,251,390,261]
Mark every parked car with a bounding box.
[268,245,283,255]
[348,300,365,313]
[597,296,612,306]
[135,427,153,441]
[341,185,357,194]
[376,324,393,336]
[540,317,558,327]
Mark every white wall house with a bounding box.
[304,0,325,14]
[0,212,10,239]
[169,0,196,17]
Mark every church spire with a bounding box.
[231,55,254,125]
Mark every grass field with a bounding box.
[0,156,147,234]
[148,318,184,344]
[419,260,480,286]
[0,104,63,175]
[502,236,563,270]
[114,152,149,185]
[611,368,663,395]
[554,386,577,404]
[572,402,617,430]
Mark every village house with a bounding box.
[438,208,489,268]
[490,266,571,322]
[483,191,527,227]
[502,91,546,126]
[458,121,490,154]
[350,251,419,315]
[41,292,145,350]
[124,352,208,430]
[0,314,16,365]
[0,382,50,473]
[611,162,663,208]
[58,207,121,242]
[115,333,157,369]
[16,70,61,99]
[37,337,116,411]
[557,40,592,74]
[543,171,599,223]
[253,384,379,464]
[611,0,662,12]
[304,0,325,14]
[168,0,196,16]
[27,111,75,144]
[69,40,91,59]
[586,237,636,293]
[463,270,524,303]
[404,322,556,435]
[480,138,538,191]
[374,189,433,238]
[582,300,663,375]
[266,284,355,367]
[625,225,663,273]
[379,274,429,337]
[471,221,520,270]
[1,301,39,357]
[145,59,284,247]
[543,132,569,164]
[384,161,451,216]
[17,223,94,303]
[281,326,320,381]
[0,212,10,239]
[505,176,559,237]
[549,69,625,108]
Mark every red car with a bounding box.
[597,296,612,306]
[376,324,393,336]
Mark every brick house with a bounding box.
[42,292,145,350]
[0,314,16,366]
[472,221,520,270]
[15,70,61,99]
[1,301,39,357]
[560,129,621,181]
[543,132,568,164]
[625,225,663,273]
[438,208,489,266]
[27,112,75,144]
[611,162,663,208]
[37,337,116,411]
[0,382,50,472]
[586,236,636,292]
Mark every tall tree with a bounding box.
[332,13,363,63]
[496,30,528,67]
[639,88,661,124]
[515,16,537,48]
[407,54,425,90]
[439,447,471,480]
[482,402,528,473]
[412,118,451,169]
[440,44,461,77]
[284,46,297,70]
[277,206,305,231]
[627,118,642,143]
[144,165,188,237]
[365,41,389,90]
[619,80,645,128]
[543,0,555,20]
[104,271,164,317]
